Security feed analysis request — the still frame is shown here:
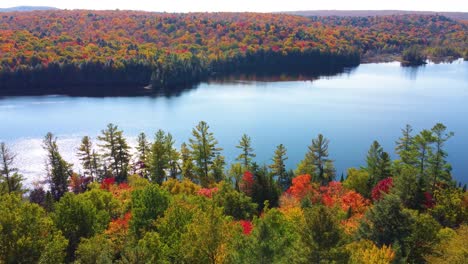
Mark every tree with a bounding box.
[358,194,414,260]
[0,194,67,263]
[405,211,442,263]
[211,154,226,183]
[424,225,468,263]
[343,168,371,198]
[302,205,348,263]
[347,240,395,264]
[156,197,199,263]
[74,235,114,264]
[43,133,73,201]
[252,165,280,209]
[136,132,151,178]
[233,208,305,264]
[366,141,391,185]
[77,136,100,180]
[180,203,232,264]
[395,124,417,166]
[0,142,23,195]
[130,184,170,238]
[236,134,256,169]
[414,129,435,177]
[52,192,106,262]
[149,130,170,184]
[308,134,333,185]
[392,165,425,209]
[228,163,244,191]
[98,124,130,183]
[136,132,151,162]
[166,133,180,179]
[180,143,195,181]
[189,121,223,187]
[429,123,454,191]
[213,182,257,220]
[270,144,290,190]
[429,187,467,228]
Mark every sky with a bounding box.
[1,0,467,12]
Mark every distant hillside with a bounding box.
[0,6,58,12]
[284,10,468,21]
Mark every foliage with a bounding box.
[430,187,468,227]
[343,168,371,198]
[371,177,394,201]
[130,184,170,238]
[0,194,67,263]
[424,225,468,263]
[0,12,465,92]
[302,205,348,263]
[52,192,106,261]
[347,240,395,264]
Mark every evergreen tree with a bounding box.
[43,133,73,201]
[270,144,290,190]
[136,132,151,162]
[228,163,244,191]
[211,154,226,183]
[395,124,418,166]
[236,134,256,169]
[302,206,348,263]
[77,136,100,180]
[309,134,332,185]
[150,130,169,184]
[358,194,414,259]
[188,121,223,187]
[98,123,130,182]
[166,133,180,179]
[180,142,195,182]
[414,130,435,178]
[252,165,280,209]
[366,141,392,185]
[429,123,454,191]
[0,142,23,194]
[324,160,337,183]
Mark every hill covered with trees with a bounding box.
[0,10,466,94]
[0,122,467,263]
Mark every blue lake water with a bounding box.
[0,60,467,185]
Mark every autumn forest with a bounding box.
[0,121,467,263]
[0,7,467,264]
[0,11,467,94]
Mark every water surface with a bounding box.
[1,60,467,185]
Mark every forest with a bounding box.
[0,121,466,263]
[0,11,467,94]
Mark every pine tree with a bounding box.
[180,142,195,182]
[136,132,151,162]
[43,133,73,201]
[414,130,435,178]
[188,121,223,187]
[98,123,130,182]
[165,133,180,179]
[236,134,256,169]
[395,124,418,166]
[77,136,99,180]
[366,141,391,185]
[270,144,289,190]
[0,142,23,194]
[310,134,332,185]
[211,154,225,183]
[429,123,454,191]
[150,130,169,184]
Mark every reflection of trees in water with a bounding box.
[401,64,425,80]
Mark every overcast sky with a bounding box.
[1,0,467,12]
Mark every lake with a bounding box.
[0,60,467,185]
